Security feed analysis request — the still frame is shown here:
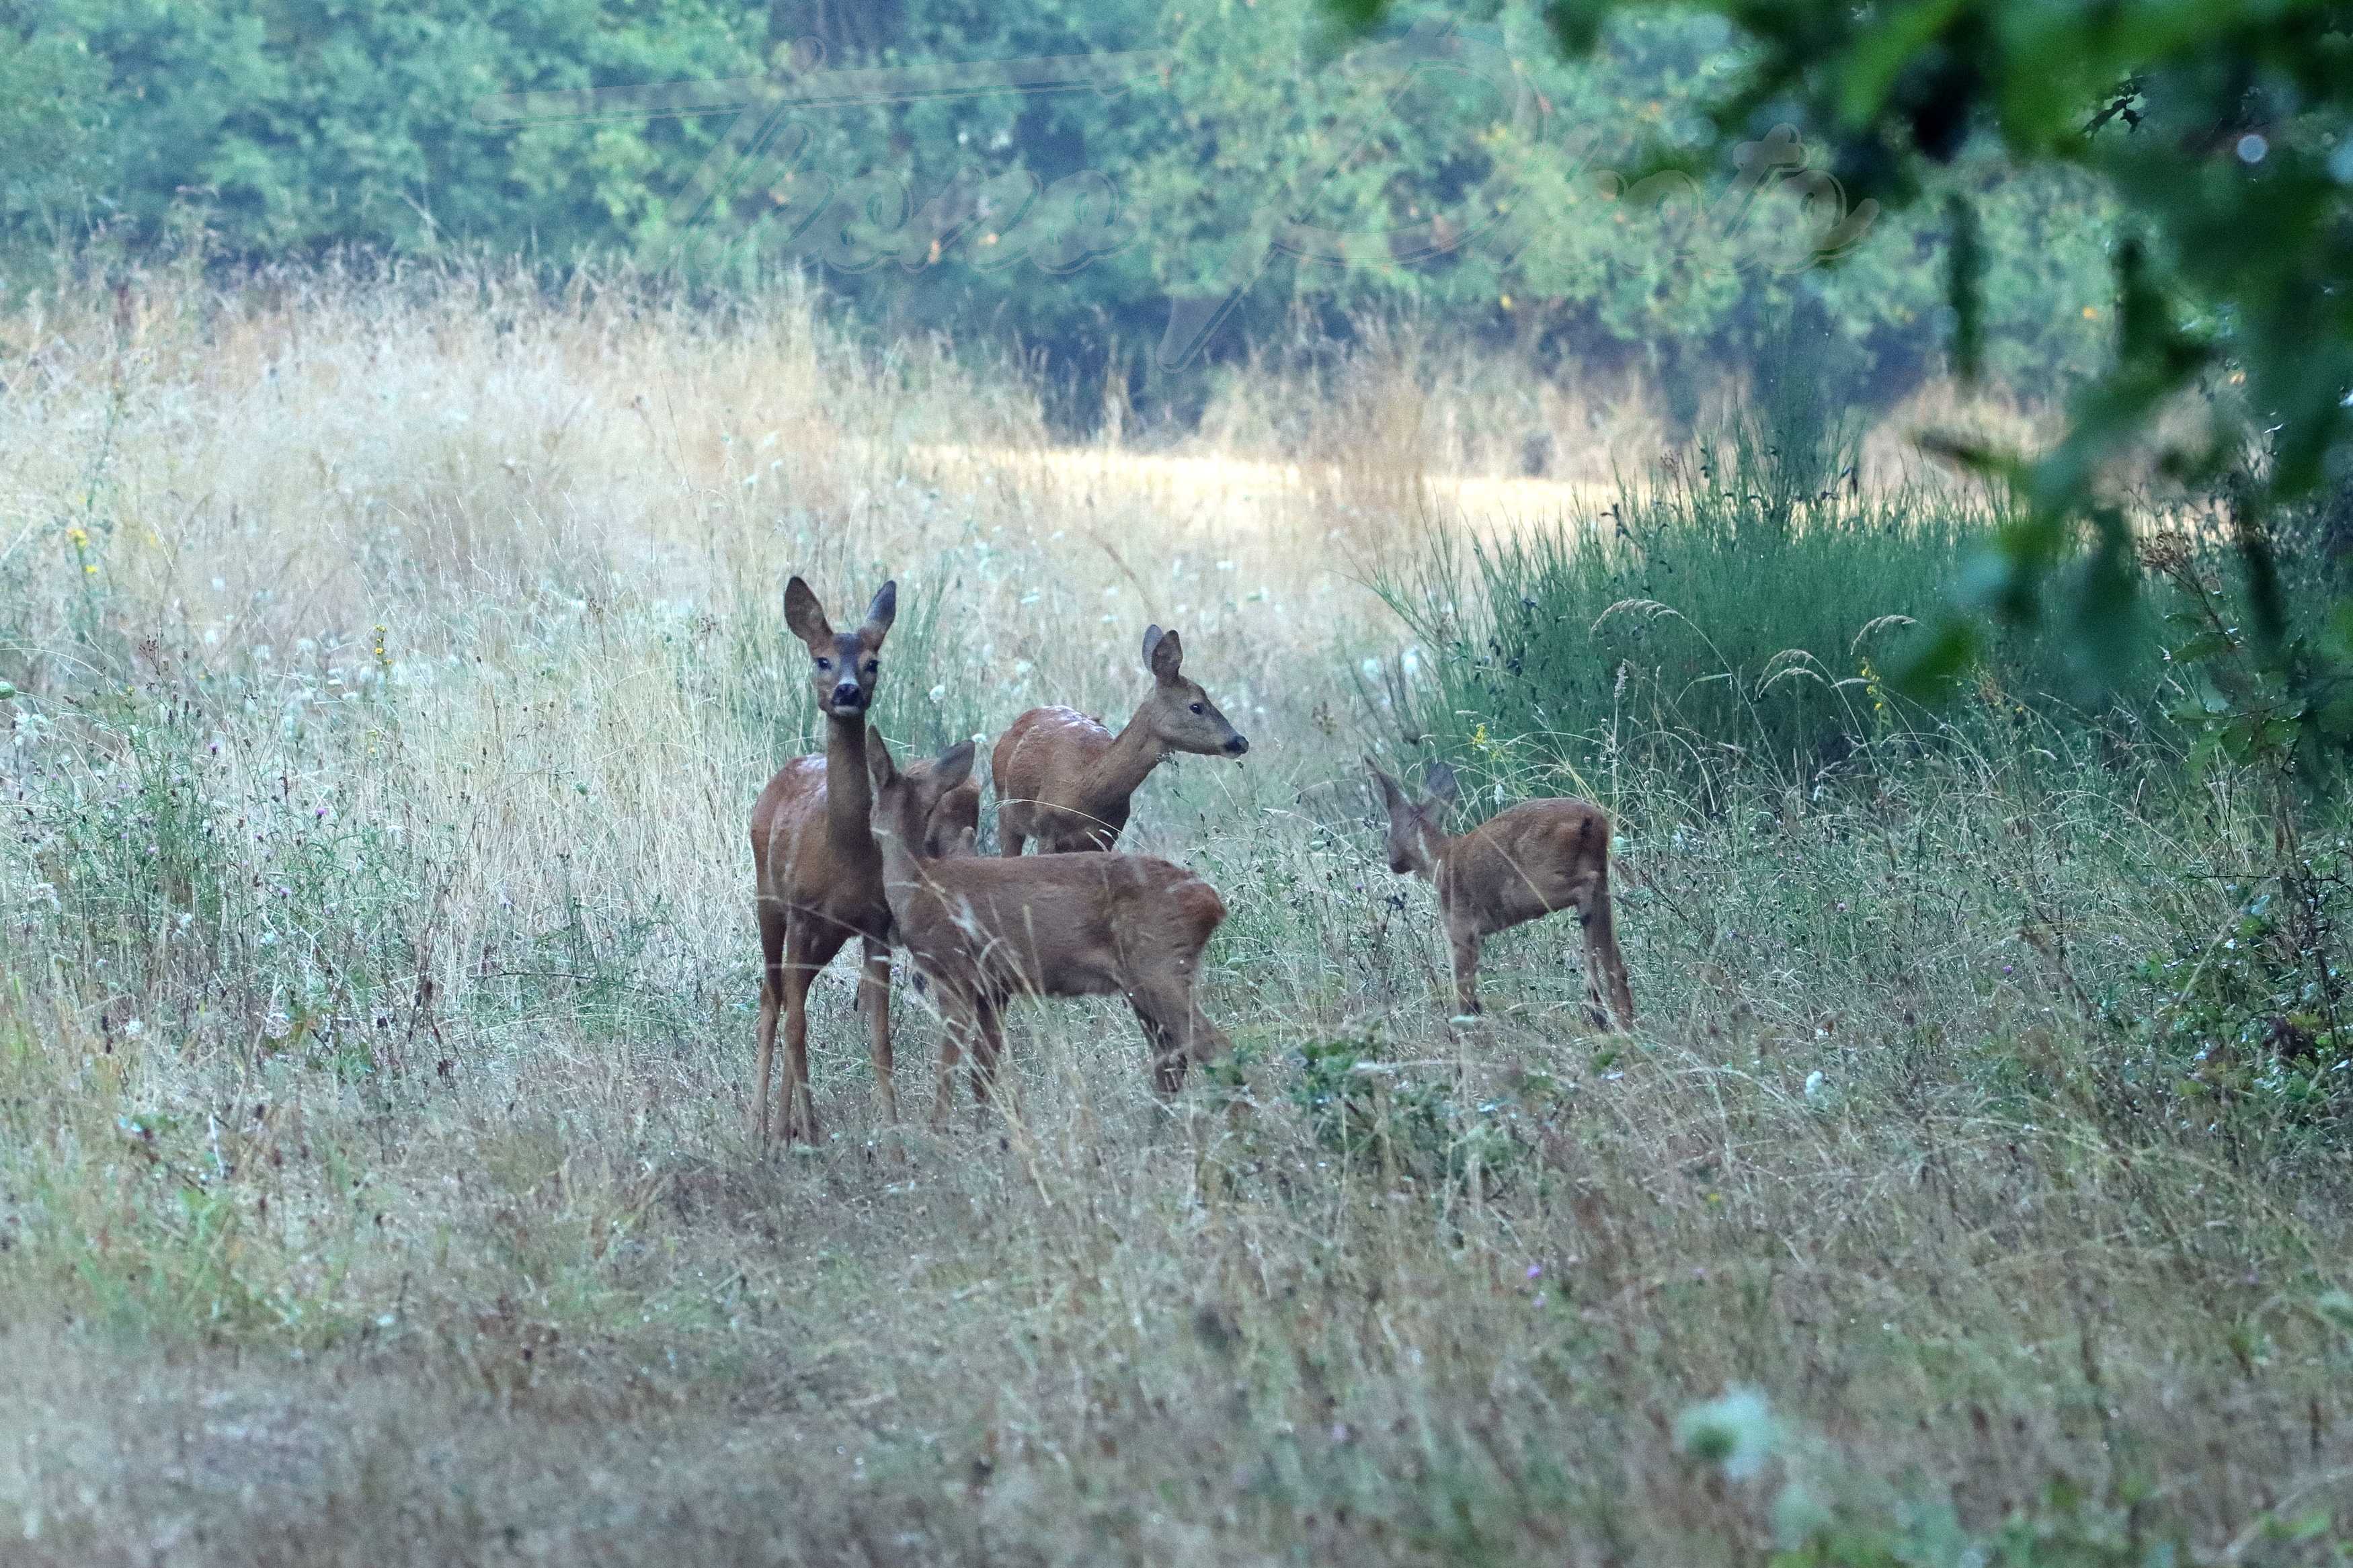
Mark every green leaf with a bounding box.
[1837,0,1970,129]
[1890,620,1981,700]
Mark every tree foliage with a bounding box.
[5,0,2122,416]
[1334,0,2353,765]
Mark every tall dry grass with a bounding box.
[0,260,2347,1565]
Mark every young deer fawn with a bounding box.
[992,625,1248,855]
[926,769,982,859]
[867,735,1233,1126]
[747,575,906,1146]
[1367,757,1635,1029]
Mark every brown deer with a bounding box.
[867,735,1233,1126]
[992,625,1248,856]
[1365,757,1634,1030]
[926,768,982,859]
[748,575,903,1146]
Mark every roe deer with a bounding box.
[748,575,900,1146]
[867,735,1233,1126]
[992,625,1248,856]
[926,767,982,858]
[1366,757,1634,1029]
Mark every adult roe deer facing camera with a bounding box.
[748,575,904,1147]
[992,625,1248,856]
[867,735,1234,1126]
[1366,757,1634,1030]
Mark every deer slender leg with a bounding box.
[969,999,1008,1124]
[780,921,848,1145]
[918,1011,955,1132]
[1579,878,1635,1032]
[752,902,788,1144]
[932,987,974,1130]
[859,936,897,1124]
[998,804,1028,858]
[1446,917,1484,1017]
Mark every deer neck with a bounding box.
[1414,825,1453,886]
[870,807,924,912]
[1077,704,1167,817]
[822,712,876,850]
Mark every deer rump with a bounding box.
[890,852,1226,1009]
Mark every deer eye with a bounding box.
[815,657,832,671]
[1189,702,1204,714]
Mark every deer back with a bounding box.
[992,706,1131,848]
[1437,798,1612,935]
[889,853,1224,1003]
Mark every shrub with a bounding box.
[1368,440,2179,791]
[1289,1034,1540,1194]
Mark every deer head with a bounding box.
[783,575,896,720]
[867,736,977,860]
[909,750,982,857]
[1366,755,1455,878]
[1138,625,1248,759]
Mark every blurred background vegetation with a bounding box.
[0,0,2120,427]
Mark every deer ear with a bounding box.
[1421,760,1460,810]
[783,576,833,649]
[1365,756,1406,813]
[859,580,898,649]
[865,734,898,791]
[1148,626,1184,684]
[934,739,975,792]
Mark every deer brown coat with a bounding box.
[1369,759,1634,1029]
[993,625,1248,855]
[870,737,1232,1123]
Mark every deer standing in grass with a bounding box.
[748,575,921,1146]
[867,735,1233,1125]
[1366,757,1635,1030]
[992,626,1248,856]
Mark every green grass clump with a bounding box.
[1371,441,2180,790]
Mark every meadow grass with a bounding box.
[1,262,2349,1565]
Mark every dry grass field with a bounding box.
[0,262,2348,1565]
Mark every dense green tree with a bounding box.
[1,0,2122,420]
[1333,0,2353,768]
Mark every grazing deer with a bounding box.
[992,625,1248,856]
[867,735,1233,1126]
[748,575,902,1146]
[1365,757,1634,1030]
[926,768,982,859]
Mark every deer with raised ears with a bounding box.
[992,625,1249,856]
[867,735,1234,1127]
[748,574,900,1146]
[1366,757,1635,1030]
[926,769,982,859]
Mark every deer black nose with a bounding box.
[1224,734,1250,757]
[831,683,864,710]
